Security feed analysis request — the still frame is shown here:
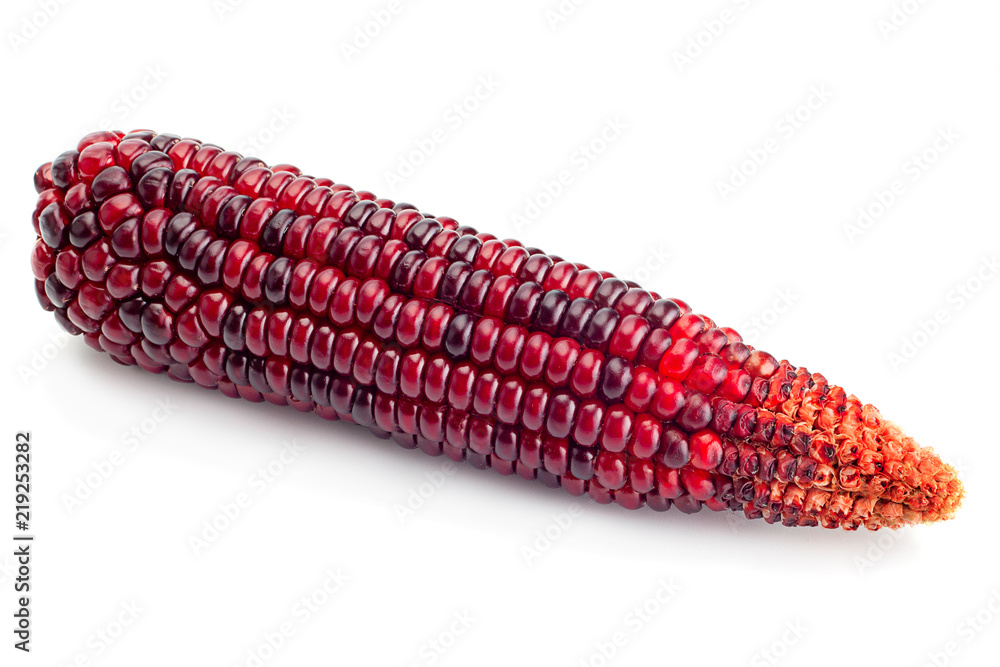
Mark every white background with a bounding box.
[2,1,999,665]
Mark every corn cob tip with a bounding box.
[793,389,964,530]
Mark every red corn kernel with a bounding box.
[116,139,151,172]
[716,368,752,401]
[426,229,459,257]
[669,313,707,340]
[413,256,449,299]
[695,327,729,355]
[655,465,684,499]
[680,466,715,501]
[566,268,602,300]
[720,341,751,369]
[470,317,502,366]
[677,392,713,433]
[494,326,527,375]
[307,267,342,317]
[282,215,316,260]
[544,338,581,387]
[546,392,577,439]
[541,437,569,476]
[608,314,651,363]
[658,338,700,380]
[395,299,428,347]
[98,193,143,233]
[569,349,603,397]
[650,379,685,421]
[600,406,634,453]
[288,317,316,364]
[624,366,658,413]
[447,362,477,411]
[475,239,507,272]
[424,356,452,403]
[106,263,140,299]
[629,413,662,459]
[373,239,407,281]
[300,186,333,217]
[140,260,172,298]
[614,289,654,317]
[572,400,605,446]
[483,275,518,318]
[355,279,390,326]
[542,261,578,292]
[494,246,530,277]
[332,330,361,376]
[521,384,551,432]
[241,199,279,242]
[689,429,723,470]
[519,432,543,470]
[400,351,429,399]
[496,378,526,424]
[77,282,113,321]
[197,290,232,338]
[595,451,627,490]
[421,303,453,351]
[64,182,94,216]
[685,355,727,394]
[77,142,117,184]
[329,277,360,327]
[287,260,319,310]
[372,294,405,341]
[176,305,208,347]
[471,371,499,415]
[164,275,199,312]
[51,248,80,287]
[744,350,779,378]
[660,427,690,468]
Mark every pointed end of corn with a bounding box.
[839,402,964,530]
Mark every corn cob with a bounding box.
[29,129,964,530]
